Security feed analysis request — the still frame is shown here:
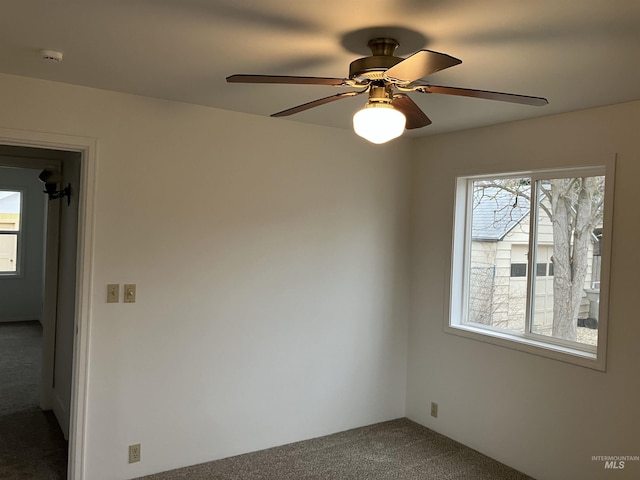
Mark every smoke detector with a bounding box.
[40,49,63,63]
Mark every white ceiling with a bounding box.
[2,0,640,136]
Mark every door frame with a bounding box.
[0,127,96,480]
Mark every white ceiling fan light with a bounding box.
[353,102,406,144]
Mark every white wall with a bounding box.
[408,101,640,480]
[0,166,46,322]
[0,73,410,479]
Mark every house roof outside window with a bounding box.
[472,186,530,241]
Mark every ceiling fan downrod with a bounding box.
[367,82,394,105]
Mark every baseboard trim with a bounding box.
[0,317,41,323]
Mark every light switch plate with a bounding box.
[107,284,119,303]
[124,284,136,303]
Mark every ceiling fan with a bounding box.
[227,38,548,143]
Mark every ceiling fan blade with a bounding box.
[226,74,350,86]
[392,95,432,129]
[384,50,462,84]
[417,84,548,106]
[272,91,366,117]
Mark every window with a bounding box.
[448,165,613,370]
[0,190,22,275]
[510,263,526,277]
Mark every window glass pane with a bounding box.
[466,178,531,333]
[536,263,547,276]
[0,233,18,272]
[510,263,526,277]
[530,176,605,347]
[0,191,21,273]
[0,191,21,231]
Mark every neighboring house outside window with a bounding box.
[448,165,613,370]
[0,190,22,274]
[468,185,596,339]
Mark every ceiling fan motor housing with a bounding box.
[349,38,403,82]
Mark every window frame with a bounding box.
[446,163,615,371]
[0,188,24,277]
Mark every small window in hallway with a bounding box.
[0,190,21,274]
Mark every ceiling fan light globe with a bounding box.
[353,104,406,144]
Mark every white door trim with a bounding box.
[0,127,96,480]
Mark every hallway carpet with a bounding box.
[0,321,42,415]
[138,418,533,480]
[0,321,68,479]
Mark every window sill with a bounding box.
[444,322,605,371]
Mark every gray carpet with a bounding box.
[0,321,42,415]
[0,321,68,479]
[138,418,533,480]
[0,408,68,479]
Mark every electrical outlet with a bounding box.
[430,402,438,418]
[124,284,136,303]
[128,443,141,463]
[107,284,119,303]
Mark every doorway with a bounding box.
[0,143,85,479]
